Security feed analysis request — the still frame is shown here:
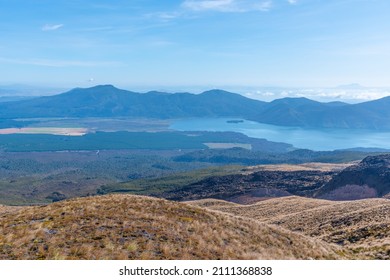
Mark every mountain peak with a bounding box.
[90,84,118,90]
[271,97,321,105]
[201,89,234,95]
[69,84,119,93]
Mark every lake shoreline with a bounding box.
[170,118,390,151]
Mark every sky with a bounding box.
[0,0,389,92]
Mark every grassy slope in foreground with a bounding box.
[0,194,344,260]
[189,196,390,259]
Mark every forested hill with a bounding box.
[0,85,266,119]
[1,85,390,129]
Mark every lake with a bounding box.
[169,118,390,151]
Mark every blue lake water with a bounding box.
[169,118,390,151]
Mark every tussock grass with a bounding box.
[194,196,390,259]
[188,196,335,222]
[242,162,355,174]
[0,204,21,215]
[0,194,343,260]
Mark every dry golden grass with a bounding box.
[0,205,21,215]
[193,196,390,259]
[0,194,345,260]
[188,197,335,222]
[0,205,9,213]
[242,162,355,174]
[267,198,390,259]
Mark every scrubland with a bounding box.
[190,196,390,259]
[0,194,345,260]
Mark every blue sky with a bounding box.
[0,0,389,90]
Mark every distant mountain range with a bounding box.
[0,96,36,103]
[1,84,390,129]
[0,85,265,119]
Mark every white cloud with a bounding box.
[145,11,182,22]
[254,1,272,11]
[287,0,297,4]
[182,0,234,11]
[288,88,390,102]
[156,12,181,19]
[182,0,272,12]
[243,87,390,102]
[41,24,64,31]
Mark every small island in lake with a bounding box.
[227,120,244,124]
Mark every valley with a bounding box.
[1,150,390,260]
[0,147,382,206]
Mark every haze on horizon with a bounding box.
[0,0,389,99]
